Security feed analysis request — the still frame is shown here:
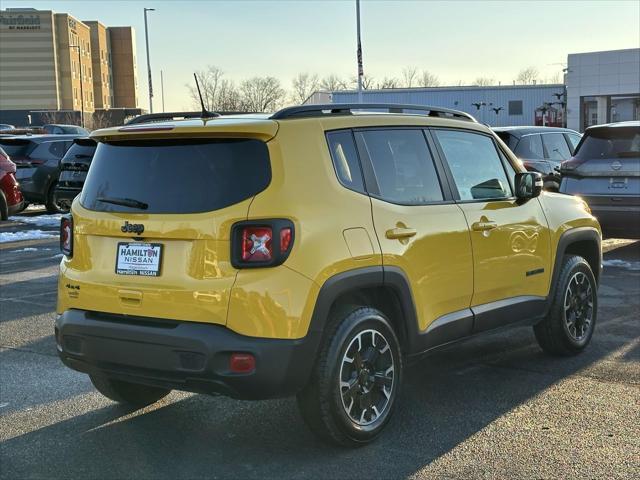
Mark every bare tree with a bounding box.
[402,66,418,88]
[319,74,348,92]
[418,70,440,87]
[377,77,400,89]
[239,76,286,112]
[472,77,495,86]
[516,67,539,84]
[351,74,375,90]
[186,65,242,112]
[85,110,111,130]
[291,73,320,104]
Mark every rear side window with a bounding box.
[326,131,365,193]
[515,135,544,159]
[567,133,582,153]
[575,127,640,160]
[434,130,511,201]
[81,139,270,214]
[358,129,443,205]
[30,141,68,160]
[542,133,571,161]
[495,132,518,150]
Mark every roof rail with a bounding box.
[270,103,477,122]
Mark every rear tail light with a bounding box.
[560,157,585,172]
[60,216,73,257]
[232,220,294,268]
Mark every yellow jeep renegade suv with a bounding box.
[56,104,601,446]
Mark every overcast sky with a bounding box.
[5,0,640,111]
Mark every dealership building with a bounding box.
[331,84,566,128]
[565,48,639,131]
[0,8,141,126]
[327,48,639,132]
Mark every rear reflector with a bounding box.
[230,353,255,374]
[60,216,73,257]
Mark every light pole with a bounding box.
[355,0,363,103]
[144,7,155,113]
[69,45,84,128]
[160,69,165,112]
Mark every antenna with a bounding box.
[193,73,220,119]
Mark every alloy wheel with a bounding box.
[563,271,594,341]
[339,329,395,426]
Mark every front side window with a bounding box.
[434,130,511,201]
[357,129,443,205]
[326,131,365,194]
[515,135,544,160]
[542,133,572,161]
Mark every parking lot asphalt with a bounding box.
[1,212,639,479]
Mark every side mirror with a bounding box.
[515,172,543,199]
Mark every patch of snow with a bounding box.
[10,247,38,252]
[603,259,640,271]
[9,214,62,228]
[0,230,57,243]
[51,253,64,259]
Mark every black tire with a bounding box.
[90,375,171,406]
[45,181,65,213]
[297,307,402,447]
[0,190,8,220]
[534,255,597,356]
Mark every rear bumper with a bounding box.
[53,186,80,205]
[56,309,321,400]
[590,204,640,239]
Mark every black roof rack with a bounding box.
[270,103,477,122]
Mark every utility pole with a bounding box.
[356,0,363,103]
[144,7,155,113]
[160,69,165,112]
[70,45,84,128]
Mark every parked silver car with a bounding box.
[560,121,640,238]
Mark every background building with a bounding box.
[0,7,140,127]
[331,84,566,127]
[565,48,640,132]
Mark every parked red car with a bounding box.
[0,146,25,220]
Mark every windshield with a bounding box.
[80,138,271,214]
[575,126,640,160]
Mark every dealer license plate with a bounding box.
[115,242,162,276]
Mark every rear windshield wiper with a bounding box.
[96,196,149,210]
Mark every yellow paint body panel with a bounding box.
[58,114,600,343]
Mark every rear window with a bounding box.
[576,126,640,160]
[80,139,270,214]
[62,141,96,161]
[0,139,34,157]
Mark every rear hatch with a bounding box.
[0,138,36,180]
[560,124,640,209]
[63,119,277,325]
[58,138,96,190]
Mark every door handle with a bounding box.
[471,221,498,232]
[386,227,417,239]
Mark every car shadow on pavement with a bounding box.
[1,319,637,480]
[1,242,638,479]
